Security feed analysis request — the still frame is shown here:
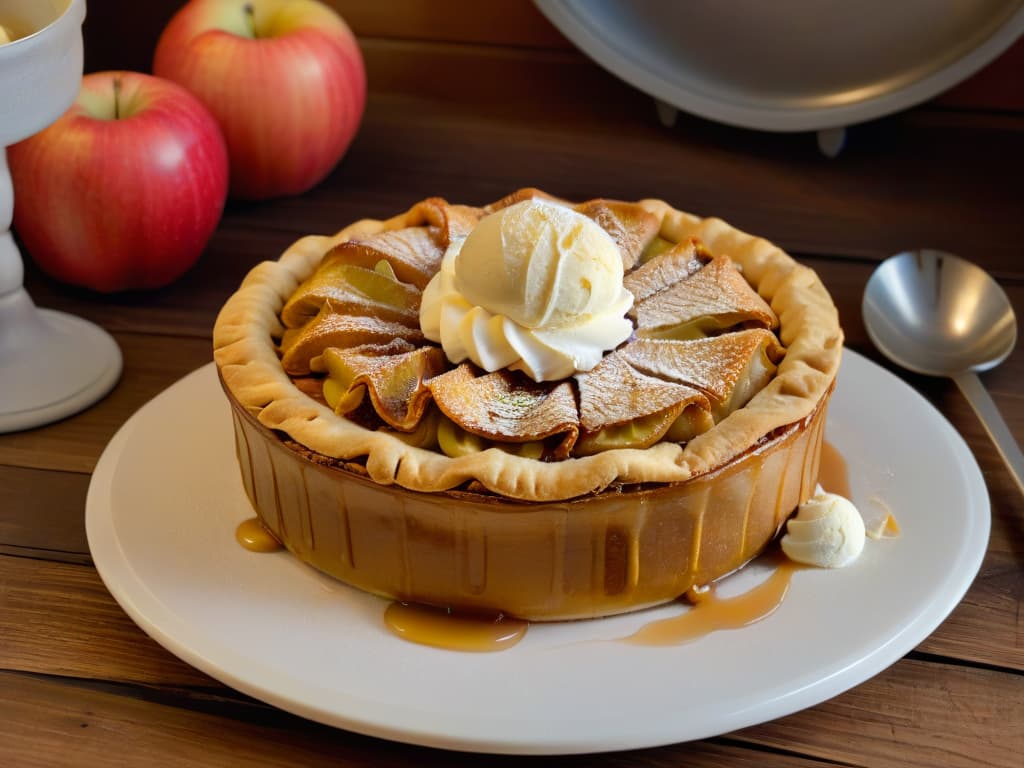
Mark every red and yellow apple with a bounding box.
[8,71,229,293]
[154,0,366,200]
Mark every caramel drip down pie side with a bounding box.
[213,190,843,620]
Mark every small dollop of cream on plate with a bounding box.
[781,491,865,568]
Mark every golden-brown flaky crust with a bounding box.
[213,199,843,502]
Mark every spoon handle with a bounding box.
[953,372,1024,498]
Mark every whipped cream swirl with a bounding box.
[420,199,634,382]
[781,491,866,568]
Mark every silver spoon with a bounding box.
[863,249,1022,496]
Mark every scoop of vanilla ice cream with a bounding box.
[454,199,625,330]
[419,198,634,381]
[781,492,865,568]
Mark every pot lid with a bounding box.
[534,0,1024,132]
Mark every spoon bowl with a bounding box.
[863,249,1017,376]
[863,249,1022,495]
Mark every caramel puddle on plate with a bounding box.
[384,602,528,652]
[385,555,801,653]
[623,557,804,647]
[235,518,283,553]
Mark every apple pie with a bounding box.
[213,189,842,620]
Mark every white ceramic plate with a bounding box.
[86,349,989,755]
[534,0,1024,131]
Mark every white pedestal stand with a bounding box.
[0,0,121,433]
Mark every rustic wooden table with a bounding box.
[2,3,1022,766]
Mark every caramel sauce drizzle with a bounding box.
[867,495,902,538]
[384,602,528,652]
[235,518,283,552]
[818,440,851,498]
[881,510,901,537]
[623,560,803,646]
[380,555,804,652]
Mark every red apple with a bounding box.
[8,71,229,293]
[153,0,366,200]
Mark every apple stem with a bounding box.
[243,2,256,38]
[112,76,121,120]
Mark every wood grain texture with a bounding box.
[0,466,90,555]
[300,89,1024,275]
[0,557,214,688]
[1,654,1019,768]
[737,658,1024,768]
[0,673,842,768]
[915,551,1024,671]
[331,0,571,48]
